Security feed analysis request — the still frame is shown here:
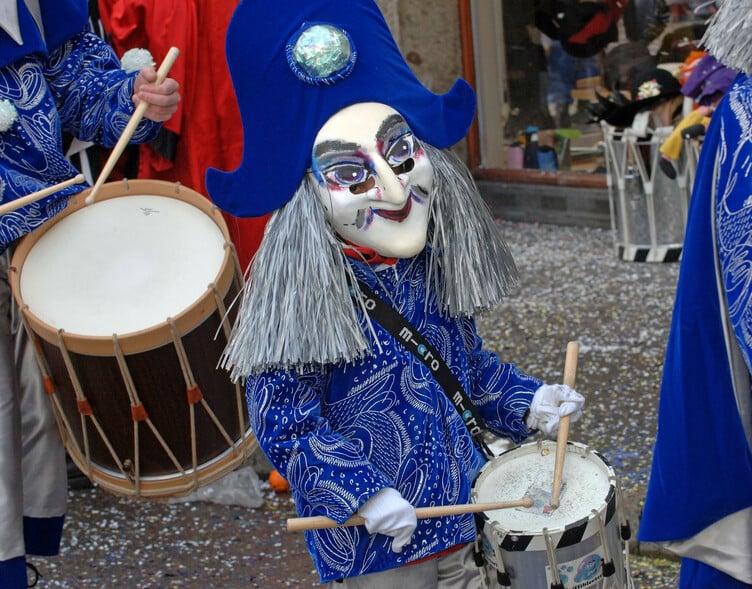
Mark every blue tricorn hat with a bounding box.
[206,0,476,218]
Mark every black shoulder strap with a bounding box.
[356,279,494,459]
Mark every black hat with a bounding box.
[604,67,682,128]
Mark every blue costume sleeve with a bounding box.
[461,316,540,442]
[246,368,393,524]
[717,88,752,378]
[45,30,160,147]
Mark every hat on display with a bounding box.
[681,53,737,106]
[604,67,682,128]
[205,0,476,218]
[534,0,627,58]
[702,0,752,75]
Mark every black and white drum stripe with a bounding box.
[493,485,617,552]
[618,244,682,263]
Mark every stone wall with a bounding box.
[374,0,467,156]
[374,0,463,94]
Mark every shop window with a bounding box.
[460,0,716,184]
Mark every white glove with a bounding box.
[358,487,417,553]
[526,384,585,437]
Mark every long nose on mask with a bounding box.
[370,155,408,206]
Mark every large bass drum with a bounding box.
[10,179,256,498]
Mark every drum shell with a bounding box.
[473,441,628,589]
[9,180,253,497]
[602,124,699,263]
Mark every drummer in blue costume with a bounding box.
[639,1,752,587]
[206,1,585,586]
[0,2,179,586]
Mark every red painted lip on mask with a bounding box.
[373,197,412,222]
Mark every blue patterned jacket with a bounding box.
[247,252,541,582]
[0,28,161,252]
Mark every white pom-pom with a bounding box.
[0,99,18,132]
[120,48,156,73]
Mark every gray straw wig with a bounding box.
[702,0,752,74]
[220,144,519,379]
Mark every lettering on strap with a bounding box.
[356,279,493,459]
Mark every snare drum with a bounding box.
[472,440,631,588]
[602,123,697,263]
[10,179,257,498]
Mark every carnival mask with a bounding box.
[310,102,434,259]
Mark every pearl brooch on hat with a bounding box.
[287,23,357,85]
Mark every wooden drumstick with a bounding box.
[0,174,86,216]
[85,47,180,206]
[286,497,534,532]
[551,340,579,509]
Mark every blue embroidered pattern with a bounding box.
[717,75,752,373]
[246,252,541,582]
[0,30,160,252]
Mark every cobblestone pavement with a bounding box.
[32,221,683,588]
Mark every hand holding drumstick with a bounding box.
[132,62,181,122]
[525,368,584,439]
[85,47,181,206]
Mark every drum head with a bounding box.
[16,184,227,339]
[472,440,613,533]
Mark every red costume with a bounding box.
[98,0,267,269]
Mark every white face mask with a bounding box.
[311,102,434,259]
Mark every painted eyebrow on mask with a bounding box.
[377,114,407,141]
[313,140,361,160]
[313,114,408,160]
